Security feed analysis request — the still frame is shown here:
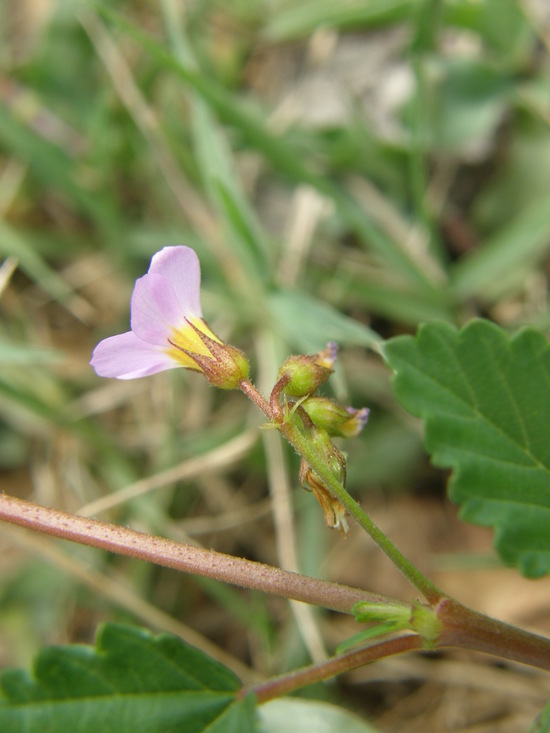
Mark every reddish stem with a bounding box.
[0,493,388,614]
[3,494,550,676]
[239,379,273,419]
[267,373,290,422]
[437,598,550,672]
[247,634,423,703]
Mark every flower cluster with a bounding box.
[272,345,369,535]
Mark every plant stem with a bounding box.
[240,379,272,418]
[240,378,442,603]
[244,634,424,703]
[281,417,443,604]
[0,493,389,614]
[246,605,550,701]
[4,493,550,673]
[437,598,550,672]
[238,379,550,672]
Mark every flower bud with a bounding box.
[299,426,349,535]
[181,321,250,389]
[277,342,338,398]
[302,397,369,438]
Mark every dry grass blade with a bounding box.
[77,429,258,517]
[78,8,218,241]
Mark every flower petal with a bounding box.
[148,246,202,317]
[90,331,178,379]
[130,273,182,345]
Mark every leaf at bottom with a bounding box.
[0,623,257,733]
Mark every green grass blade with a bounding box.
[0,222,80,309]
[264,0,419,41]
[450,198,550,301]
[95,4,443,294]
[269,289,384,353]
[190,99,272,281]
[0,104,118,237]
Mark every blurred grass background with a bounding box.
[2,0,550,728]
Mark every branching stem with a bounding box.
[245,602,550,702]
[2,492,550,672]
[240,379,443,604]
[245,634,424,703]
[2,379,550,691]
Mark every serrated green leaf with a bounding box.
[0,623,256,733]
[384,320,550,578]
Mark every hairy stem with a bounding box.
[241,380,438,598]
[246,634,424,703]
[238,380,550,674]
[437,598,550,672]
[240,379,272,418]
[240,378,442,603]
[0,493,389,614]
[3,493,550,674]
[281,416,443,604]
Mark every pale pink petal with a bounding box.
[90,331,178,379]
[147,246,202,317]
[130,273,182,345]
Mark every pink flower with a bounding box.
[91,246,249,388]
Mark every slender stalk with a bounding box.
[0,493,389,614]
[244,634,424,703]
[6,377,547,681]
[240,379,272,418]
[238,379,550,673]
[246,604,550,700]
[239,378,442,603]
[281,416,443,604]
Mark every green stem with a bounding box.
[240,379,443,604]
[282,417,442,603]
